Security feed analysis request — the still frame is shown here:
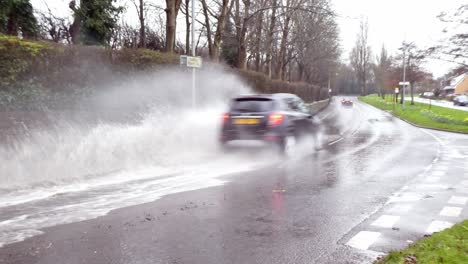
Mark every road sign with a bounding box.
[399,82,410,86]
[187,56,203,68]
[394,87,399,93]
[180,55,187,65]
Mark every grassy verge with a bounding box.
[359,94,468,133]
[376,220,468,263]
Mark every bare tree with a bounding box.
[236,0,251,69]
[426,4,467,66]
[350,19,371,95]
[200,0,214,56]
[184,0,190,54]
[212,0,231,62]
[398,42,426,105]
[374,45,391,98]
[165,0,183,52]
[37,5,72,43]
[265,0,278,77]
[130,0,146,48]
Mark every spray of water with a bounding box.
[0,66,292,246]
[0,66,249,189]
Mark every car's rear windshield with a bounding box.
[230,98,274,112]
[457,95,467,100]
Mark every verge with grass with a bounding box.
[375,220,468,264]
[359,94,468,133]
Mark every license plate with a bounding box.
[233,118,260,125]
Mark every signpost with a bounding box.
[180,55,203,108]
[399,81,409,110]
[394,87,399,111]
[187,56,203,68]
[401,47,407,109]
[180,55,187,66]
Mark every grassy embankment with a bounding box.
[359,94,468,133]
[376,220,468,264]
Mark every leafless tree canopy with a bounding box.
[350,19,371,95]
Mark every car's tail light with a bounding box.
[268,113,283,126]
[222,113,230,124]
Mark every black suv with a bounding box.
[220,93,314,154]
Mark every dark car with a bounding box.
[220,93,314,154]
[453,95,468,106]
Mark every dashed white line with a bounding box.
[346,231,381,250]
[389,204,413,213]
[426,220,454,234]
[371,215,400,228]
[388,193,423,203]
[439,206,462,217]
[328,137,344,146]
[432,171,446,176]
[425,176,440,183]
[448,196,468,205]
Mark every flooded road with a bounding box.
[1,98,467,264]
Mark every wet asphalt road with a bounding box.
[0,97,465,264]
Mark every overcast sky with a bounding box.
[32,0,464,77]
[332,0,465,77]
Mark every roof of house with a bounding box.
[449,73,467,86]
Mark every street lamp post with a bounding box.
[402,46,407,110]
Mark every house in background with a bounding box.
[444,73,468,95]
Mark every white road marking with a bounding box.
[426,220,454,234]
[328,137,344,146]
[420,129,445,145]
[425,176,440,183]
[448,196,468,205]
[439,206,462,217]
[346,231,381,250]
[371,215,400,228]
[388,193,423,203]
[432,171,446,176]
[389,204,413,213]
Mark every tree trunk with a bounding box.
[275,12,291,80]
[185,0,190,54]
[165,0,182,53]
[6,10,18,36]
[410,81,415,105]
[212,0,230,62]
[237,0,250,70]
[265,0,277,78]
[253,0,265,71]
[400,89,404,104]
[139,0,146,48]
[69,0,81,44]
[298,62,304,81]
[200,0,213,57]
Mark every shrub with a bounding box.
[237,69,323,102]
